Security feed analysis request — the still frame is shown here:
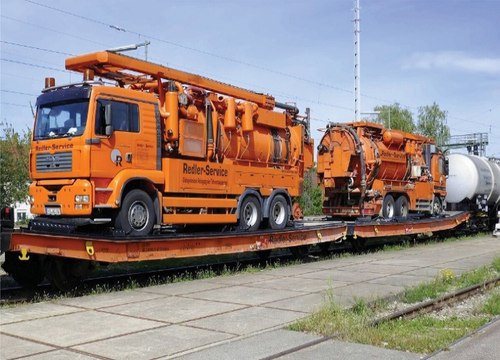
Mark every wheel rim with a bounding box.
[128,201,149,230]
[243,201,258,227]
[272,201,286,225]
[386,202,394,218]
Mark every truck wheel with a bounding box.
[382,194,395,218]
[268,195,289,230]
[395,196,409,217]
[432,195,443,215]
[116,189,155,236]
[239,196,261,231]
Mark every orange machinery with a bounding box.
[317,122,447,218]
[29,51,314,235]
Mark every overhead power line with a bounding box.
[0,41,74,56]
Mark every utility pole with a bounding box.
[354,0,361,122]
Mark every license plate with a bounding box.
[45,207,61,215]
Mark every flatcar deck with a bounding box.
[4,212,469,264]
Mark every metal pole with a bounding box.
[354,0,361,122]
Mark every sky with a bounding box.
[1,0,499,156]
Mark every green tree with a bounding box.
[416,102,450,146]
[298,166,323,216]
[373,103,416,133]
[0,125,32,205]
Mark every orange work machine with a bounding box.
[317,122,447,218]
[29,51,314,236]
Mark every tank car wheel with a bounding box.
[3,252,44,289]
[382,195,395,218]
[239,196,261,231]
[115,189,155,236]
[395,196,409,217]
[268,195,289,230]
[432,195,443,215]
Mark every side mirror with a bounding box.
[444,158,449,176]
[104,104,114,136]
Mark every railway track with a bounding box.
[262,275,500,360]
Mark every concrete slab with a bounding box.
[1,310,164,347]
[0,302,84,325]
[205,272,281,285]
[185,306,304,336]
[72,324,233,360]
[262,292,326,313]
[0,333,56,359]
[275,338,421,360]
[340,263,420,274]
[103,296,246,323]
[258,265,322,277]
[137,280,229,296]
[365,273,430,287]
[333,282,405,302]
[174,329,322,360]
[247,275,348,293]
[294,268,386,283]
[56,289,165,309]
[439,257,499,271]
[14,349,101,359]
[184,285,305,306]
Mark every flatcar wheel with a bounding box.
[239,196,261,231]
[4,252,44,289]
[350,238,366,252]
[257,249,272,261]
[268,195,289,230]
[382,194,395,218]
[395,196,409,217]
[46,258,90,292]
[290,245,310,259]
[318,242,331,254]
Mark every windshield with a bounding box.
[34,101,89,140]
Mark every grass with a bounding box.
[288,255,500,355]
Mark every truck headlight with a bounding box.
[75,195,90,203]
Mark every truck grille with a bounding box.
[36,152,72,173]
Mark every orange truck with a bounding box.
[29,51,314,235]
[317,122,447,218]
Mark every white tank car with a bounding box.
[446,153,500,210]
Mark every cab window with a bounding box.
[95,99,139,135]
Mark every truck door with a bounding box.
[90,98,138,178]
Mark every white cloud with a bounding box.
[404,51,500,75]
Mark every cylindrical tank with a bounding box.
[446,154,500,205]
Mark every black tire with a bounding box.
[238,196,261,231]
[268,195,289,230]
[395,196,409,217]
[382,194,395,218]
[115,189,155,236]
[432,195,443,215]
